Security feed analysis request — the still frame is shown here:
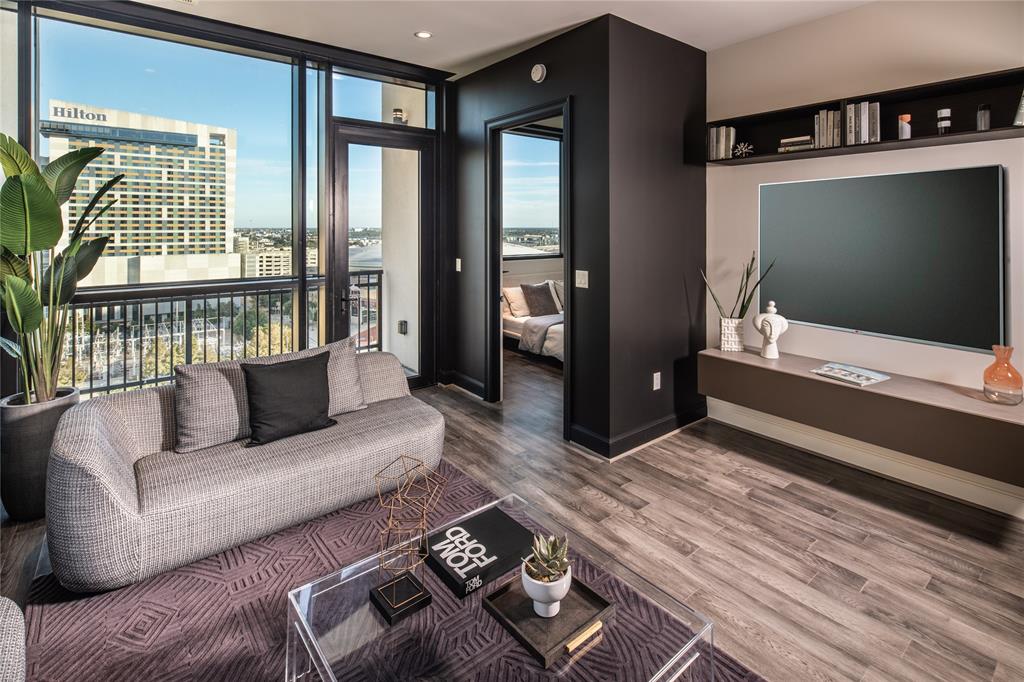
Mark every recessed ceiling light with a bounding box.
[414,31,432,39]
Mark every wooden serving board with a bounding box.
[483,575,615,669]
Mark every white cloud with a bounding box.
[503,175,559,186]
[503,159,559,168]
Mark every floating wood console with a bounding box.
[698,349,1024,487]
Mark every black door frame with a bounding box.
[484,98,573,440]
[329,120,438,389]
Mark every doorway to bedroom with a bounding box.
[486,100,571,440]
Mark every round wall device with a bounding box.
[531,64,547,83]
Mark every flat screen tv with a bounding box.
[759,166,1004,352]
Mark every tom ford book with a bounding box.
[426,506,534,598]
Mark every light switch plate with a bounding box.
[653,372,661,390]
[575,270,589,288]
[455,258,462,272]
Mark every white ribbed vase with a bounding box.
[719,318,745,352]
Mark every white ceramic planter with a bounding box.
[719,317,745,352]
[521,563,572,618]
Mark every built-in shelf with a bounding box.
[707,67,1024,165]
[698,349,1024,487]
[710,126,1024,166]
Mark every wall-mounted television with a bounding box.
[759,166,1004,352]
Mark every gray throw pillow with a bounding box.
[520,282,559,316]
[173,337,365,453]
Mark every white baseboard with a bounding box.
[707,398,1024,520]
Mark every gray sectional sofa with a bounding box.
[0,597,25,682]
[46,343,444,593]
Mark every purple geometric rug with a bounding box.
[25,460,763,681]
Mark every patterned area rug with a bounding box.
[25,460,763,681]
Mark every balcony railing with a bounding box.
[62,270,382,397]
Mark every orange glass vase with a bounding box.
[983,345,1023,405]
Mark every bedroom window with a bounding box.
[501,129,561,259]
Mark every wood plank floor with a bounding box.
[2,349,1021,681]
[421,349,1024,682]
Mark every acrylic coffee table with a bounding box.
[286,494,714,681]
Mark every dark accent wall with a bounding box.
[607,17,708,451]
[446,15,706,456]
[447,17,612,437]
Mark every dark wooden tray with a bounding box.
[482,575,615,669]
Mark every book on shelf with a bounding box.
[1014,87,1024,126]
[813,115,820,149]
[708,126,718,160]
[857,102,869,144]
[833,111,841,147]
[811,362,890,387]
[780,134,812,145]
[716,126,727,160]
[868,102,880,143]
[724,127,736,159]
[778,143,815,153]
[846,103,856,144]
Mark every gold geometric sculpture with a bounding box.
[372,456,447,614]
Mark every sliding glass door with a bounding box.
[331,125,435,386]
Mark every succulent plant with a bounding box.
[524,533,570,582]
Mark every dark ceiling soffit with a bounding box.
[23,0,455,83]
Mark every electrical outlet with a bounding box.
[455,258,462,272]
[575,270,589,288]
[653,372,661,390]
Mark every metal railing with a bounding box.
[349,269,382,355]
[62,270,382,397]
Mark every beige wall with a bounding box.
[0,8,16,140]
[708,1,1024,120]
[706,2,1024,388]
[380,147,420,373]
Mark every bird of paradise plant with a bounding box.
[0,134,123,403]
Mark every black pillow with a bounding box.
[520,282,559,316]
[241,353,336,446]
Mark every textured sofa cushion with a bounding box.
[242,353,336,446]
[173,338,364,453]
[135,396,445,569]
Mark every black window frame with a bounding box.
[4,0,451,398]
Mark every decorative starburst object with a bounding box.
[733,142,754,158]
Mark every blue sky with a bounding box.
[502,133,560,228]
[39,17,294,228]
[38,18,559,231]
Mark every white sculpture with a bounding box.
[753,301,789,359]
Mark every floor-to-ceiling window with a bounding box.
[329,69,437,384]
[4,4,444,398]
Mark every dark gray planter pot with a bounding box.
[1,387,79,522]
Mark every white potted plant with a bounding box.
[521,533,572,618]
[0,134,123,521]
[700,251,775,352]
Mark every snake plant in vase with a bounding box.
[0,134,123,520]
[701,251,775,352]
[521,533,572,618]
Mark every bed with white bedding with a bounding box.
[501,280,565,361]
[502,312,564,361]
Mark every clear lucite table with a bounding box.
[287,494,714,681]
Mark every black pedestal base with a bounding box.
[369,571,432,625]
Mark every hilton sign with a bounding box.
[52,106,108,122]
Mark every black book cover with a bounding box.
[426,506,534,598]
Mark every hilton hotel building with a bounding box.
[42,100,241,285]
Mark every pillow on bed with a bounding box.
[552,280,565,309]
[520,282,559,316]
[545,280,563,313]
[502,286,531,317]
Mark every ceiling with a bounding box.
[143,0,867,77]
